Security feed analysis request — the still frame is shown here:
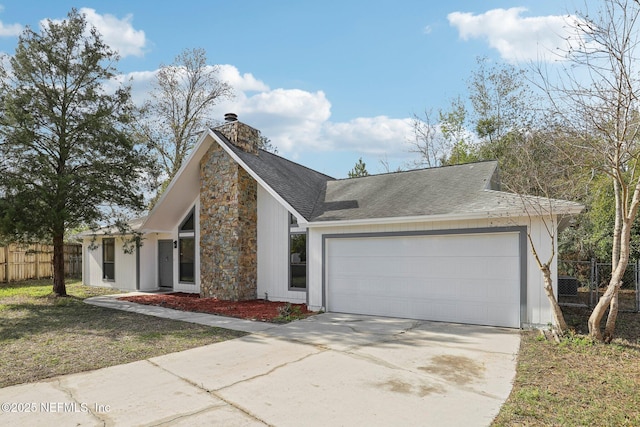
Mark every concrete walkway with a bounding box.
[0,296,521,427]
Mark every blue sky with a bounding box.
[0,1,590,178]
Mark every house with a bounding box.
[82,114,583,328]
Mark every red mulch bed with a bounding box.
[118,292,314,322]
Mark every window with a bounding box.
[103,238,115,280]
[179,237,195,283]
[179,208,195,283]
[180,210,194,232]
[290,233,306,289]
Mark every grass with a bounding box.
[492,307,640,426]
[0,279,246,388]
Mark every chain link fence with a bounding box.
[558,259,640,312]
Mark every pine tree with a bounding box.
[0,9,149,296]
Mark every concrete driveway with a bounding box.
[0,313,520,426]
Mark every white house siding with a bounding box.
[82,241,90,286]
[82,236,138,291]
[307,216,558,327]
[257,185,306,304]
[138,234,158,291]
[525,217,558,327]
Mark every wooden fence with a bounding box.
[0,243,82,283]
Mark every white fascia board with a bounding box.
[483,189,585,216]
[210,132,308,225]
[306,212,495,228]
[305,207,582,229]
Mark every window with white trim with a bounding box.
[289,214,306,289]
[103,238,115,280]
[179,209,195,283]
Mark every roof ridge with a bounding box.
[334,160,499,181]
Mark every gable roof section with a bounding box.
[142,130,213,232]
[212,130,334,221]
[143,122,583,232]
[309,161,583,223]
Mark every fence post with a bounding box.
[4,245,10,283]
[637,259,640,313]
[35,243,40,280]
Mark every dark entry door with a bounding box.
[158,240,173,289]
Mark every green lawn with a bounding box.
[0,279,246,388]
[492,307,640,426]
[3,279,639,425]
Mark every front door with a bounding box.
[158,240,173,289]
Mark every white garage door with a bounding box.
[326,232,521,328]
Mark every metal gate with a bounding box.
[558,259,640,312]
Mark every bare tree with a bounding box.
[141,48,234,188]
[469,57,534,145]
[409,109,445,168]
[536,0,640,341]
[500,130,589,333]
[410,97,476,168]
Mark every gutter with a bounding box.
[306,206,585,229]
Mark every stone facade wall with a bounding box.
[199,124,258,300]
[216,121,260,155]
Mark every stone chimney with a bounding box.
[199,112,258,301]
[216,113,260,155]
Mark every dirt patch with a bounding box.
[118,293,315,323]
[419,355,485,385]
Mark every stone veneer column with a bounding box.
[199,121,258,300]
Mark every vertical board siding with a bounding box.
[139,234,158,291]
[0,243,82,283]
[82,236,138,291]
[257,186,306,303]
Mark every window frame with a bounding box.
[178,207,196,284]
[102,237,115,281]
[289,214,307,291]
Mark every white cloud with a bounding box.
[0,7,21,36]
[448,7,582,62]
[79,8,146,57]
[122,64,414,163]
[217,64,269,92]
[115,70,157,105]
[214,79,413,158]
[0,21,21,36]
[323,117,414,155]
[42,8,146,58]
[225,88,332,152]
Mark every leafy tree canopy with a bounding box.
[0,9,149,295]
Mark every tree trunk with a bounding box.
[542,265,568,333]
[603,288,620,343]
[589,180,638,341]
[588,268,627,341]
[52,232,67,296]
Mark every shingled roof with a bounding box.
[139,119,584,233]
[310,161,502,221]
[214,129,584,223]
[213,130,334,220]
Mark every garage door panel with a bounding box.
[330,255,518,281]
[326,233,521,328]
